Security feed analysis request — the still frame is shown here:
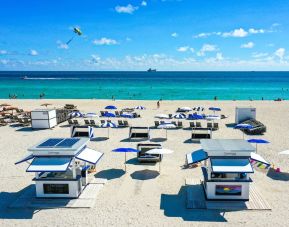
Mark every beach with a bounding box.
[0,99,289,227]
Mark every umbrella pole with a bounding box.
[256,144,258,153]
[159,161,161,173]
[166,129,167,139]
[125,152,127,172]
[108,128,109,138]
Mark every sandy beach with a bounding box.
[0,99,289,227]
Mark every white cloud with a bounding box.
[197,44,218,56]
[241,42,254,49]
[93,38,117,45]
[126,37,132,42]
[252,52,269,58]
[91,55,100,64]
[115,4,139,14]
[194,27,270,39]
[29,49,38,56]
[216,53,224,61]
[0,50,7,55]
[248,28,265,34]
[171,32,178,38]
[0,59,9,65]
[222,28,248,37]
[141,1,147,6]
[177,46,189,52]
[275,48,285,62]
[57,41,69,49]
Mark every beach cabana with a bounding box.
[15,138,103,198]
[71,125,94,140]
[137,143,162,162]
[186,139,270,201]
[129,127,150,140]
[191,128,212,142]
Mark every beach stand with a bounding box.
[15,138,103,198]
[186,139,270,201]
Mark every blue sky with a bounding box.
[1,0,289,70]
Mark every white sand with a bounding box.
[0,99,289,226]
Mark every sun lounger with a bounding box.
[100,120,105,124]
[177,121,183,128]
[154,121,160,127]
[123,120,129,127]
[172,121,177,126]
[68,119,74,125]
[160,121,165,125]
[189,122,195,128]
[196,122,202,128]
[100,111,105,116]
[90,120,97,127]
[207,122,213,129]
[73,120,79,125]
[213,123,219,130]
[84,119,91,126]
[118,120,124,127]
[23,118,30,126]
[168,114,172,119]
[115,111,120,116]
[107,119,111,123]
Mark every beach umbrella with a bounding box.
[69,111,84,118]
[187,114,204,120]
[158,123,176,139]
[146,148,174,172]
[247,139,270,152]
[112,147,140,172]
[101,122,117,138]
[155,114,170,119]
[105,105,117,110]
[209,107,221,114]
[135,106,146,110]
[85,113,99,118]
[103,112,116,118]
[180,107,192,111]
[173,113,186,119]
[234,124,253,138]
[120,113,134,118]
[41,103,52,108]
[279,150,289,155]
[205,115,221,121]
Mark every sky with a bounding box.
[1,0,289,71]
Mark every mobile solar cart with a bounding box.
[15,138,103,198]
[186,139,270,201]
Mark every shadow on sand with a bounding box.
[0,185,39,219]
[130,169,159,180]
[160,186,227,222]
[91,137,109,142]
[150,138,167,142]
[120,138,149,143]
[94,168,125,180]
[126,158,156,166]
[266,168,289,181]
[183,139,199,144]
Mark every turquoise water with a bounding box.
[0,71,289,100]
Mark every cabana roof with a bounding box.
[201,139,255,157]
[26,157,72,172]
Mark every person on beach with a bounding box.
[157,100,160,108]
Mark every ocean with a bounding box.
[0,71,289,100]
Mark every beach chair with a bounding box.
[123,120,129,127]
[190,122,195,128]
[23,118,30,126]
[172,121,177,126]
[84,119,90,126]
[196,122,202,128]
[118,120,124,127]
[100,120,105,124]
[207,122,213,129]
[107,119,112,123]
[115,111,120,117]
[168,114,172,119]
[120,111,123,115]
[154,121,160,127]
[177,121,183,128]
[90,120,97,127]
[68,119,74,125]
[73,120,79,125]
[160,121,165,125]
[100,111,105,117]
[213,123,219,130]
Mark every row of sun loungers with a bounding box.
[67,119,130,127]
[100,111,140,118]
[154,121,219,130]
[176,107,205,112]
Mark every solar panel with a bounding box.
[56,138,80,148]
[38,138,64,148]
